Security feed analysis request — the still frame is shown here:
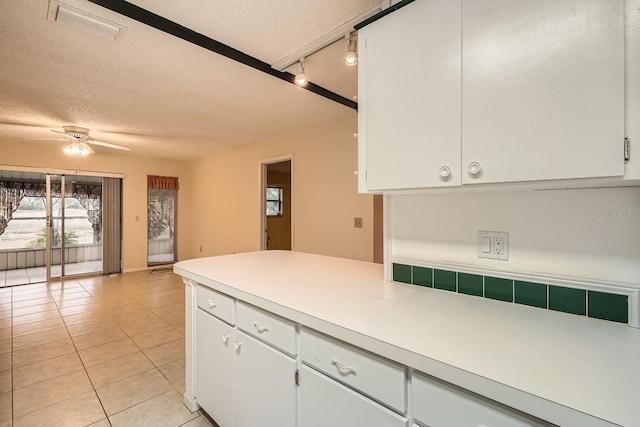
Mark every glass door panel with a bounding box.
[47,174,103,280]
[48,174,64,279]
[147,188,177,265]
[64,176,102,276]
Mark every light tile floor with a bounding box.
[0,261,103,287]
[0,270,216,426]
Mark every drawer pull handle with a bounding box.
[253,322,269,333]
[235,341,242,352]
[331,358,356,376]
[221,334,230,344]
[207,300,217,309]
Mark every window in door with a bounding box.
[147,175,178,265]
[266,186,283,217]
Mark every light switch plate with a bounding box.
[477,231,509,261]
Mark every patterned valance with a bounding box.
[0,180,102,238]
[147,175,179,190]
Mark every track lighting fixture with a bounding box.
[294,58,308,86]
[343,33,358,67]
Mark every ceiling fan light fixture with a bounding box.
[63,141,94,156]
[343,34,358,67]
[294,58,308,86]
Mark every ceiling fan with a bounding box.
[15,125,131,153]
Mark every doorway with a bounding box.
[260,157,293,251]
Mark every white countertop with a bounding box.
[175,251,640,427]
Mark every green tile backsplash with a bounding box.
[588,291,628,323]
[514,281,547,309]
[392,263,411,284]
[458,273,483,297]
[484,277,514,302]
[434,269,456,292]
[412,266,433,287]
[549,286,586,316]
[391,263,630,325]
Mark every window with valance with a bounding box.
[147,175,178,265]
[0,180,102,239]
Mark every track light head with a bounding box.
[294,58,308,86]
[343,34,358,67]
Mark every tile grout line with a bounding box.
[54,278,113,427]
[78,274,184,424]
[8,273,190,426]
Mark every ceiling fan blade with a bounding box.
[13,137,70,141]
[87,139,131,151]
[50,129,67,135]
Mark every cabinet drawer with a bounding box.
[299,366,408,427]
[412,371,543,427]
[236,302,296,356]
[196,285,235,325]
[300,328,406,413]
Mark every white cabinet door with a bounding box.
[234,330,296,427]
[195,309,234,427]
[461,0,624,184]
[359,0,462,191]
[299,366,408,427]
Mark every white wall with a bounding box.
[185,114,374,262]
[389,187,640,286]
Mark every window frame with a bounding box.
[266,186,284,217]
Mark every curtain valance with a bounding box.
[0,180,102,238]
[147,175,179,190]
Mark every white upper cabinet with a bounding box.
[461,0,624,184]
[358,0,624,191]
[358,0,462,191]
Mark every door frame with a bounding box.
[259,155,294,251]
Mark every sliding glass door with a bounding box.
[48,174,103,280]
[0,170,119,286]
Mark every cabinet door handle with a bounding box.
[207,300,217,309]
[331,358,357,376]
[468,162,481,175]
[234,341,242,351]
[221,334,230,344]
[439,165,451,178]
[253,321,269,333]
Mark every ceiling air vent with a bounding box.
[48,2,125,42]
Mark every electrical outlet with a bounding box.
[354,217,363,228]
[477,231,509,260]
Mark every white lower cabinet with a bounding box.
[412,372,543,427]
[299,366,408,427]
[193,286,547,427]
[195,308,234,427]
[234,330,297,427]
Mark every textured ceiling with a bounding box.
[0,0,383,161]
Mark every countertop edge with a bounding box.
[174,262,619,427]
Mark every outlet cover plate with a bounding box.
[477,231,509,261]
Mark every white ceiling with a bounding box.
[0,0,383,161]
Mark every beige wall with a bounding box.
[185,114,374,262]
[0,113,374,270]
[0,139,188,271]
